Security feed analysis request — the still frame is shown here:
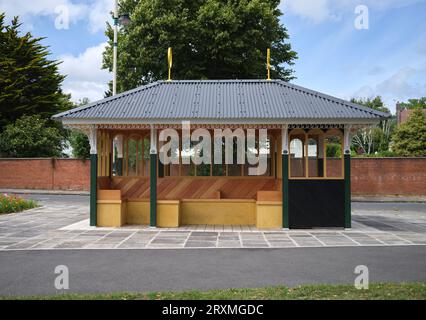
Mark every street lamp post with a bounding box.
[112,0,130,96]
[112,0,118,96]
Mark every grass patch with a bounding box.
[0,194,38,214]
[2,283,425,300]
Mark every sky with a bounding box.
[1,0,426,114]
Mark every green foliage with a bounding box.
[350,96,395,154]
[391,109,426,157]
[326,143,341,158]
[0,115,65,157]
[399,97,426,110]
[67,98,91,158]
[350,96,390,114]
[0,194,37,214]
[0,14,72,131]
[69,131,90,159]
[103,0,297,93]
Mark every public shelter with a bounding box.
[53,79,388,229]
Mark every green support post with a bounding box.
[90,154,97,226]
[282,152,289,229]
[150,153,157,227]
[344,153,351,228]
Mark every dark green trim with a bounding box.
[90,154,97,226]
[344,154,351,228]
[150,153,157,227]
[158,159,164,178]
[282,153,289,228]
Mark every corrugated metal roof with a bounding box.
[53,80,389,122]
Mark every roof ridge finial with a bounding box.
[167,47,172,81]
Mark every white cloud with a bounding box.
[282,0,330,23]
[376,67,418,96]
[87,0,111,33]
[0,0,111,33]
[281,0,426,23]
[352,67,426,111]
[62,81,108,103]
[58,42,110,102]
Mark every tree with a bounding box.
[351,96,390,114]
[391,109,426,157]
[102,0,297,93]
[400,97,426,110]
[350,96,395,155]
[0,115,65,157]
[0,14,71,131]
[69,131,90,158]
[68,98,91,158]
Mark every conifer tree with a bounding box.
[0,13,71,131]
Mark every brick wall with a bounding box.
[0,158,90,191]
[351,158,426,196]
[0,158,425,195]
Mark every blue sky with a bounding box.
[1,0,425,113]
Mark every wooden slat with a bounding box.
[109,177,279,200]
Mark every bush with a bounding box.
[0,115,65,157]
[326,143,342,158]
[0,194,38,214]
[391,109,426,157]
[69,131,90,159]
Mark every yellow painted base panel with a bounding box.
[97,199,282,228]
[97,201,126,227]
[256,201,282,229]
[181,200,256,226]
[126,201,150,225]
[157,201,180,228]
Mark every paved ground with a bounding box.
[0,194,425,296]
[0,194,425,250]
[0,246,425,296]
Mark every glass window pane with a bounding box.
[127,138,137,176]
[245,137,271,176]
[290,137,305,177]
[195,140,210,176]
[228,138,242,176]
[143,137,150,177]
[213,164,226,176]
[228,164,241,176]
[326,135,343,178]
[213,137,226,176]
[162,137,180,177]
[307,134,324,178]
[112,135,124,177]
[137,139,143,175]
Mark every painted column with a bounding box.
[88,125,98,226]
[281,125,289,229]
[344,125,352,229]
[150,126,157,227]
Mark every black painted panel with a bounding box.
[289,180,345,229]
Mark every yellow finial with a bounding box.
[167,47,173,81]
[266,48,271,81]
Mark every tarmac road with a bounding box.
[0,246,425,296]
